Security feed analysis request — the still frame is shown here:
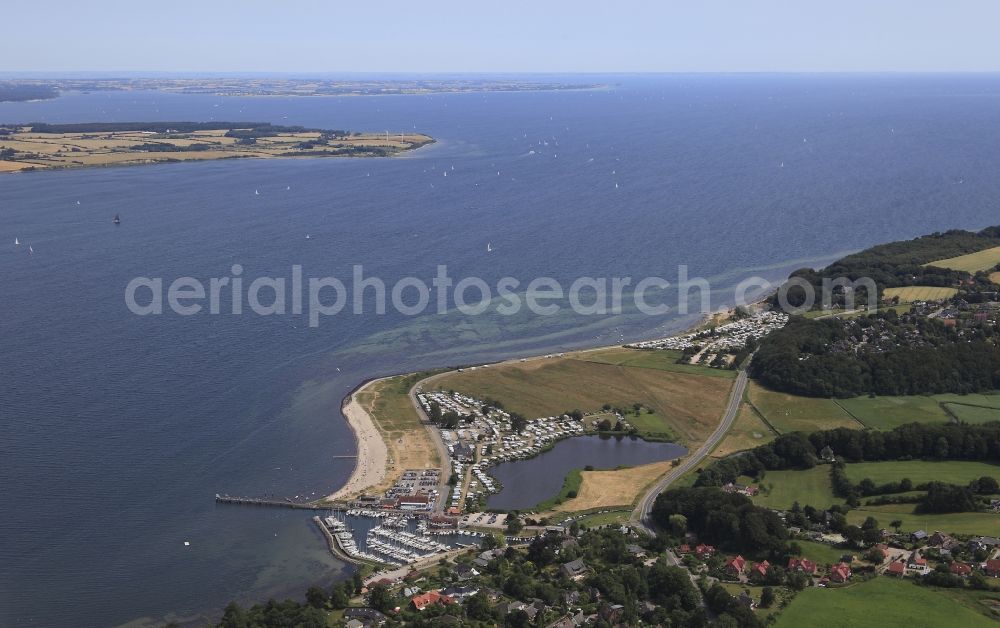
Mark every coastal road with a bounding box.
[632,363,751,534]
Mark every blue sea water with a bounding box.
[3,74,1000,626]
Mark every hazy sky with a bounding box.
[3,0,999,74]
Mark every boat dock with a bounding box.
[214,494,349,511]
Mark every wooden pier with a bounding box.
[214,494,348,511]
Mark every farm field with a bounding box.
[574,510,630,528]
[843,460,1000,487]
[835,395,951,429]
[575,347,736,379]
[947,403,1000,423]
[846,503,1000,536]
[548,459,675,513]
[0,124,432,171]
[773,576,998,628]
[752,467,840,510]
[882,286,958,302]
[990,271,1000,285]
[710,403,776,458]
[927,245,1000,273]
[748,382,862,433]
[434,355,733,444]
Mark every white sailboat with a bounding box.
[254,189,260,196]
[487,242,493,253]
[28,245,33,254]
[14,237,19,246]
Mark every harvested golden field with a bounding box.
[434,355,733,444]
[883,286,958,302]
[0,160,32,172]
[926,245,1000,273]
[989,271,1000,285]
[549,460,675,513]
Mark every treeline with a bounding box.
[831,462,997,513]
[0,83,58,102]
[695,422,1000,490]
[750,314,1000,397]
[774,226,1000,309]
[652,487,789,558]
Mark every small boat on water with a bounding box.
[255,189,260,196]
[113,214,121,225]
[14,237,19,246]
[487,242,493,253]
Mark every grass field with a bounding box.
[844,460,1000,486]
[795,539,849,566]
[947,402,1000,423]
[927,245,1000,273]
[357,372,441,494]
[991,271,1000,285]
[548,460,676,513]
[753,467,840,510]
[835,395,951,429]
[577,347,737,379]
[748,382,862,433]
[882,286,958,302]
[710,403,776,458]
[773,576,998,628]
[434,355,734,444]
[846,503,1000,536]
[575,510,631,528]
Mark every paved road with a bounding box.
[632,365,751,533]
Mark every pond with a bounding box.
[485,435,687,511]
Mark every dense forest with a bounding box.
[775,226,1000,309]
[750,312,1000,397]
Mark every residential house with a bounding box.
[454,563,480,581]
[440,584,479,602]
[829,562,852,583]
[750,560,770,581]
[724,555,747,577]
[410,591,454,611]
[887,560,906,577]
[561,558,589,580]
[969,536,1000,552]
[787,557,817,575]
[986,559,1000,577]
[695,543,716,559]
[910,530,929,543]
[496,600,527,616]
[677,543,692,555]
[950,562,973,577]
[907,551,928,572]
[600,604,625,624]
[343,607,387,625]
[547,617,576,628]
[626,544,648,559]
[929,531,955,548]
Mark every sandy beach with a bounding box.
[324,379,389,501]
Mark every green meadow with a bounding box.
[773,577,998,628]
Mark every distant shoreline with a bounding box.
[0,122,434,173]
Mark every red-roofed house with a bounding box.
[950,562,972,577]
[986,559,1000,577]
[677,544,692,555]
[829,562,852,583]
[750,560,771,580]
[787,558,817,575]
[887,560,906,577]
[410,591,454,611]
[724,555,747,577]
[695,544,716,559]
